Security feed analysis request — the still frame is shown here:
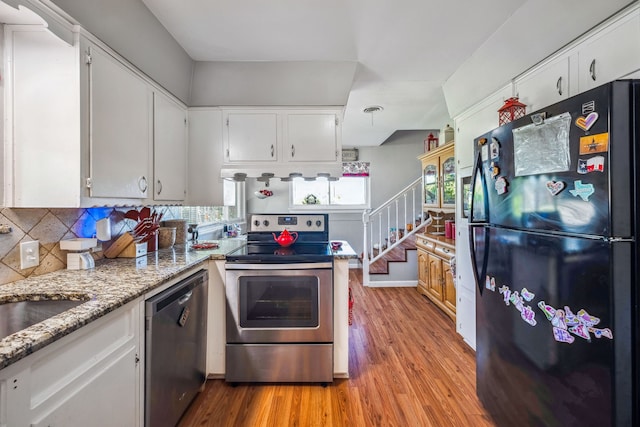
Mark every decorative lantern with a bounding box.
[425,132,438,152]
[498,97,527,125]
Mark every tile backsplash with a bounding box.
[0,206,182,286]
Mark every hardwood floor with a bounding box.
[178,269,495,426]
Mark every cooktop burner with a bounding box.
[225,242,333,263]
[226,214,332,264]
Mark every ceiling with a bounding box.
[140,0,526,146]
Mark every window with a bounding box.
[290,177,370,210]
[181,181,245,225]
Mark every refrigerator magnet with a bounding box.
[490,138,500,159]
[520,306,537,326]
[581,100,595,115]
[545,181,565,196]
[569,180,595,201]
[491,162,500,178]
[499,285,511,305]
[553,327,575,344]
[579,133,609,154]
[551,309,568,330]
[485,275,496,291]
[521,288,535,302]
[576,309,600,327]
[495,176,508,195]
[564,306,580,327]
[538,301,556,321]
[589,327,613,339]
[577,156,605,174]
[481,144,489,162]
[575,112,599,131]
[569,324,591,341]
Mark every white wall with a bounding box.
[190,61,356,106]
[51,0,193,103]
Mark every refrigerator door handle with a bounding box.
[468,224,489,295]
[469,150,489,224]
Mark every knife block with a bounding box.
[117,242,147,258]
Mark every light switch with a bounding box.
[20,240,39,269]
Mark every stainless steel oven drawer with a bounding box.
[225,343,333,383]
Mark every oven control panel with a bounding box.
[250,214,326,232]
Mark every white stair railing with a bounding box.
[362,177,429,285]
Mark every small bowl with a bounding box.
[330,241,343,251]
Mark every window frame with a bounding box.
[288,176,371,212]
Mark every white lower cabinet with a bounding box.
[0,298,142,427]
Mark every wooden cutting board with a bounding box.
[103,232,134,258]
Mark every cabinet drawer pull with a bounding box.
[138,176,148,193]
[589,59,596,81]
[270,144,274,158]
[291,144,295,158]
[156,179,163,195]
[556,76,562,96]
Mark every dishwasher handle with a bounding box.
[146,269,207,316]
[178,291,193,305]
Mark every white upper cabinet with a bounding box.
[85,40,152,199]
[224,111,279,163]
[454,84,513,171]
[4,21,186,207]
[153,92,187,201]
[577,9,640,92]
[514,56,570,113]
[283,112,340,162]
[221,107,343,177]
[187,108,228,206]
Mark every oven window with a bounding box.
[239,275,319,328]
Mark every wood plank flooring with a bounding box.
[178,269,495,426]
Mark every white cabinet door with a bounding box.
[284,113,339,162]
[224,112,278,162]
[154,92,187,201]
[88,42,151,199]
[187,109,227,205]
[455,85,512,170]
[515,56,570,113]
[30,345,138,427]
[578,11,640,91]
[456,287,476,350]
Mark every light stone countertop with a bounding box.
[0,237,357,370]
[0,238,245,370]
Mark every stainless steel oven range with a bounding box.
[225,213,333,383]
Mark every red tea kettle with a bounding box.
[273,229,298,247]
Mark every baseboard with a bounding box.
[365,280,418,288]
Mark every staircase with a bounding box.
[362,177,429,286]
[368,234,417,274]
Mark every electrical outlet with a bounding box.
[20,240,39,269]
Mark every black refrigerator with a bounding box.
[469,80,639,427]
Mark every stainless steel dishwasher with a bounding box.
[145,269,208,427]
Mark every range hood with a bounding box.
[220,163,344,180]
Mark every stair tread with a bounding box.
[369,234,417,275]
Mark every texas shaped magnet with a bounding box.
[569,180,595,201]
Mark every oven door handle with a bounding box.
[225,262,333,270]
